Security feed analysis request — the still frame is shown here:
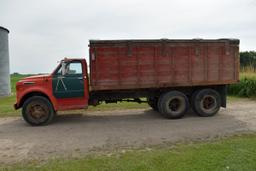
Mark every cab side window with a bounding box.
[66,62,82,75]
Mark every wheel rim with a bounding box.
[168,97,185,114]
[200,95,217,112]
[26,101,49,124]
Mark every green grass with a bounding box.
[2,134,256,171]
[0,74,26,117]
[228,72,256,97]
[87,101,148,111]
[0,95,19,116]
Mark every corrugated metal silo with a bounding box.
[0,26,11,97]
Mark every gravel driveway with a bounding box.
[0,99,256,164]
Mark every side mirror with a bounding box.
[61,61,66,75]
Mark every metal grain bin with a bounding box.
[0,26,11,97]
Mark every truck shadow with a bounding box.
[54,109,199,125]
[0,108,245,131]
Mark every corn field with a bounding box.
[227,51,256,97]
[228,73,256,97]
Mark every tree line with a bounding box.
[240,51,256,72]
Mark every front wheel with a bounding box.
[192,89,221,117]
[22,96,55,126]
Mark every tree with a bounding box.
[240,51,256,71]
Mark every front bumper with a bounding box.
[14,103,19,110]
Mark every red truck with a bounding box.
[15,39,240,126]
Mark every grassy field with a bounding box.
[1,134,256,171]
[228,72,256,97]
[0,74,25,116]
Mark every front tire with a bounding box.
[192,89,221,117]
[158,91,189,119]
[22,96,55,126]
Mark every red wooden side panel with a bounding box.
[173,46,190,83]
[191,45,204,82]
[207,45,220,82]
[90,40,239,91]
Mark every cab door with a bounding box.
[52,60,88,110]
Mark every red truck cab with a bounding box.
[15,58,89,125]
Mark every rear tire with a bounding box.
[22,96,55,126]
[148,97,159,111]
[192,89,221,117]
[158,91,189,119]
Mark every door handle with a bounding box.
[78,76,87,80]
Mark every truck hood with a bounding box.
[21,74,51,81]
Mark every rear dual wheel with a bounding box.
[191,89,221,117]
[158,91,189,119]
[157,89,221,119]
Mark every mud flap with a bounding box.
[219,85,227,108]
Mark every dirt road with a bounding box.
[0,99,256,164]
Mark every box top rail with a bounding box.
[89,38,240,45]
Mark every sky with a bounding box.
[0,0,256,74]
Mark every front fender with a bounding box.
[15,87,58,111]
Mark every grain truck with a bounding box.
[14,39,240,126]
